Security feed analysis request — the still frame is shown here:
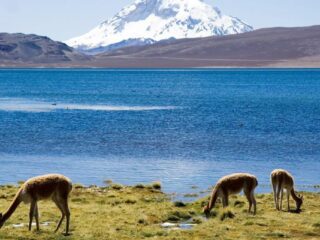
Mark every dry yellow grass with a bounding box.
[0,184,319,239]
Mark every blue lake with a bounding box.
[0,69,319,195]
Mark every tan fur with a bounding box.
[203,173,258,216]
[0,174,72,235]
[271,169,303,211]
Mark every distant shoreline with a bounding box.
[1,65,320,69]
[1,182,319,197]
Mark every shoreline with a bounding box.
[1,66,320,69]
[1,181,319,200]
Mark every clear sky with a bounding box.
[0,0,319,41]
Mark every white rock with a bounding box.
[12,223,24,228]
[161,222,178,228]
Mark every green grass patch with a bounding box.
[0,185,319,239]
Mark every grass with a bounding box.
[0,184,319,239]
[183,193,199,198]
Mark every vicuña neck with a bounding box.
[208,186,219,210]
[290,189,301,202]
[2,189,22,223]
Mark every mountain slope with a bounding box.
[66,0,252,53]
[0,33,90,65]
[94,25,320,67]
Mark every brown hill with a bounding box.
[0,33,90,65]
[94,25,320,67]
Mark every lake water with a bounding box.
[0,69,319,195]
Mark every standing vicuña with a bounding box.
[203,173,258,217]
[270,169,303,212]
[0,174,72,235]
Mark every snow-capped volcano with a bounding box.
[66,0,253,53]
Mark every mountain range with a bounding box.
[0,0,320,68]
[1,25,320,68]
[66,0,253,54]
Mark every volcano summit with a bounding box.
[66,0,253,54]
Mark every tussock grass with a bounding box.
[133,182,162,191]
[0,185,319,239]
[219,209,235,221]
[133,184,146,189]
[73,184,85,189]
[149,182,162,190]
[313,222,320,228]
[173,201,186,207]
[265,231,289,238]
[110,183,124,190]
[103,179,113,186]
[183,193,199,198]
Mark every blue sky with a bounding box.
[1,0,319,41]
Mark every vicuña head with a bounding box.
[203,204,211,218]
[295,193,303,211]
[203,173,258,217]
[0,174,72,235]
[271,169,303,212]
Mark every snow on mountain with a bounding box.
[66,0,253,53]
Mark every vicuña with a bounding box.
[271,169,303,212]
[0,174,72,235]
[203,173,258,217]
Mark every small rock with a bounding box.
[161,222,177,228]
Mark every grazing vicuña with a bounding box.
[271,169,303,212]
[0,174,72,235]
[203,173,258,217]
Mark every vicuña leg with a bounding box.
[244,189,252,213]
[272,181,277,210]
[53,198,65,233]
[34,203,40,231]
[61,199,70,235]
[251,191,257,215]
[287,190,290,211]
[29,200,36,231]
[280,189,284,210]
[276,184,281,210]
